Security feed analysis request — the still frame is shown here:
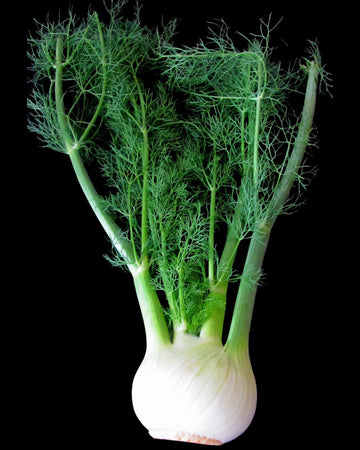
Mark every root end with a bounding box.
[149,430,223,445]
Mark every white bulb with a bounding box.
[132,332,257,445]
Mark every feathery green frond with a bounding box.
[28,3,324,340]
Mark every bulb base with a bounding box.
[149,430,223,446]
[132,333,257,445]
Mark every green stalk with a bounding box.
[208,185,216,287]
[201,186,244,340]
[68,148,136,269]
[141,125,150,259]
[225,59,319,354]
[225,223,271,353]
[268,60,319,222]
[127,176,141,265]
[68,149,170,350]
[158,219,179,324]
[132,68,150,260]
[132,264,171,350]
[76,13,107,148]
[55,37,73,148]
[178,265,186,327]
[55,33,169,347]
[200,234,238,340]
[252,59,263,187]
[241,110,247,164]
[55,36,135,271]
[129,69,172,346]
[199,284,227,341]
[253,96,261,185]
[218,182,246,283]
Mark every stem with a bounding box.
[178,265,186,326]
[141,130,149,259]
[252,61,263,186]
[241,110,247,164]
[253,96,261,186]
[208,185,216,287]
[225,223,271,353]
[132,263,171,350]
[158,218,180,324]
[77,13,107,148]
[132,68,150,259]
[201,187,244,340]
[199,285,226,341]
[55,37,73,148]
[128,179,141,264]
[225,60,319,354]
[68,148,136,272]
[55,35,135,272]
[268,60,319,222]
[217,182,247,285]
[200,231,240,340]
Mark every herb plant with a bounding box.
[27,2,328,445]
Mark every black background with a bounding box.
[17,0,353,447]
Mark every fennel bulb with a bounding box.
[27,2,328,445]
[132,331,256,445]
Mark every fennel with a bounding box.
[27,2,328,445]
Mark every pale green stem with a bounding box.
[55,37,168,346]
[178,265,186,326]
[241,110,247,163]
[128,180,140,265]
[200,233,240,340]
[158,219,179,324]
[132,68,150,259]
[226,60,319,354]
[200,187,244,340]
[268,60,319,222]
[55,37,73,148]
[208,141,218,287]
[68,148,136,270]
[253,96,261,185]
[199,285,227,341]
[76,13,107,148]
[55,35,135,272]
[132,264,171,350]
[225,224,271,353]
[208,186,216,287]
[253,60,263,186]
